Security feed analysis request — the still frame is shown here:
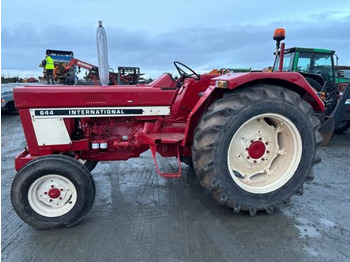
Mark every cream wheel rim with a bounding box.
[28,174,77,217]
[227,113,302,194]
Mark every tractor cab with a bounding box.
[273,47,336,91]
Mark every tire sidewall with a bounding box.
[214,99,315,206]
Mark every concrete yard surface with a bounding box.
[1,114,350,262]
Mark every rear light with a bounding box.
[215,80,228,89]
[1,99,5,103]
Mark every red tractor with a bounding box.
[11,40,323,229]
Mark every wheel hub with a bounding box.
[48,188,61,199]
[243,135,271,164]
[248,141,266,159]
[41,182,67,205]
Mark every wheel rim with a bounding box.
[227,113,302,194]
[28,174,77,217]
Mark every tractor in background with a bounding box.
[273,47,338,91]
[83,65,142,85]
[41,52,143,86]
[335,65,350,82]
[272,29,350,141]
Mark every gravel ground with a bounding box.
[1,113,349,262]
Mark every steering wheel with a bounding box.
[174,61,200,81]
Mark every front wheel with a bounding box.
[11,155,95,229]
[192,85,322,215]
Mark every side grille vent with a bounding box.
[83,92,107,104]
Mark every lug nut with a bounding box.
[51,185,54,188]
[60,188,64,191]
[44,191,48,195]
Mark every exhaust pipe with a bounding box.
[96,21,109,86]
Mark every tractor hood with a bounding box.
[13,85,176,109]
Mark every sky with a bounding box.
[2,0,350,79]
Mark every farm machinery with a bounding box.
[60,58,141,85]
[40,49,75,83]
[11,26,324,229]
[272,29,350,141]
[40,49,142,85]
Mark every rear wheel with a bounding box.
[11,155,95,229]
[192,85,322,215]
[180,156,193,168]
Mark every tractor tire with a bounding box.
[63,152,98,172]
[192,85,322,215]
[180,156,193,168]
[11,155,95,229]
[4,101,18,115]
[334,120,350,134]
[79,160,98,172]
[305,77,323,92]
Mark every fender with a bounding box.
[182,71,324,146]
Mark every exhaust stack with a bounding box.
[97,21,109,86]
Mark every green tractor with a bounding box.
[273,47,349,91]
[272,29,350,142]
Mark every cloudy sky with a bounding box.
[2,0,350,78]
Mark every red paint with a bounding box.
[279,43,285,72]
[248,141,266,159]
[13,69,325,172]
[212,72,324,111]
[48,188,60,199]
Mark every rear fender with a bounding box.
[182,72,324,147]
